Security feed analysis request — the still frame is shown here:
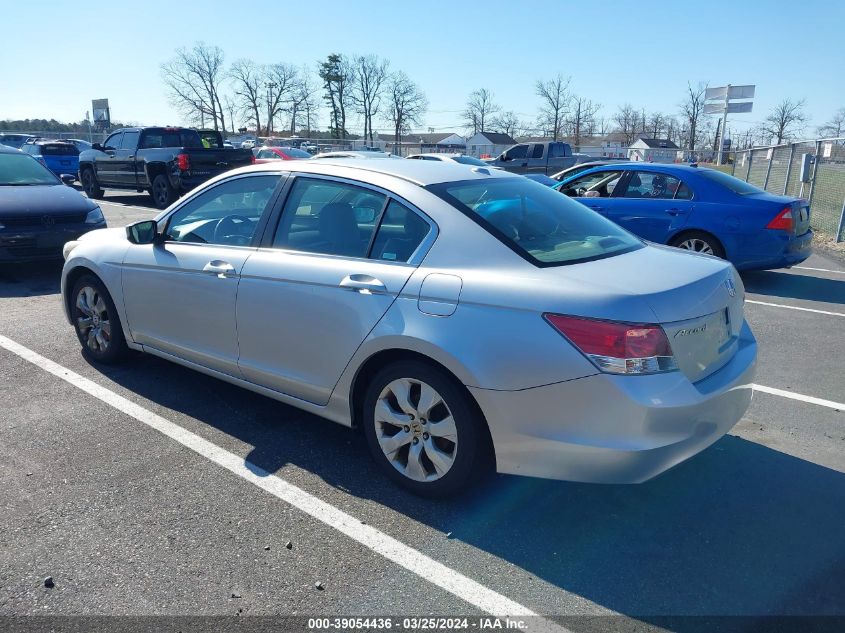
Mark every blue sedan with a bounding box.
[554,163,812,271]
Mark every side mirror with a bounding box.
[60,174,76,185]
[92,143,103,151]
[126,220,160,245]
[500,153,510,162]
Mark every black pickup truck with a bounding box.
[484,141,588,175]
[78,127,253,209]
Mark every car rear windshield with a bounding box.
[698,168,764,195]
[428,177,643,266]
[140,129,203,149]
[0,153,60,186]
[40,144,79,156]
[282,147,312,158]
[451,156,489,166]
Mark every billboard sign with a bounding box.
[92,99,110,129]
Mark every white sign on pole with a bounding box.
[705,86,728,101]
[727,102,753,114]
[727,85,756,99]
[824,142,833,158]
[703,103,726,114]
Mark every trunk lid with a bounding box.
[539,244,744,382]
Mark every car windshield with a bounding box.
[698,168,765,195]
[451,156,489,166]
[428,177,643,266]
[0,153,60,185]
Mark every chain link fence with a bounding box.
[730,138,845,241]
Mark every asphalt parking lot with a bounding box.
[1,191,844,627]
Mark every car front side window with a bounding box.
[164,175,280,246]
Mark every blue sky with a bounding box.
[3,0,844,137]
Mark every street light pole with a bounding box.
[266,82,277,137]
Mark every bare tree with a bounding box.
[319,54,355,139]
[491,111,523,138]
[266,63,298,135]
[817,107,845,138]
[762,98,807,144]
[161,42,227,130]
[351,55,390,143]
[535,75,571,140]
[285,66,317,135]
[222,94,238,134]
[463,88,500,135]
[647,112,665,139]
[229,59,264,135]
[613,103,640,146]
[565,96,600,149]
[679,81,707,150]
[386,71,427,154]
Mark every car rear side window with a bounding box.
[549,143,570,158]
[273,178,385,258]
[429,177,642,266]
[531,144,544,159]
[370,200,430,262]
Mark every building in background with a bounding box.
[628,138,680,163]
[466,132,517,158]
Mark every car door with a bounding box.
[236,176,434,405]
[112,130,139,187]
[525,143,547,174]
[603,169,693,243]
[95,132,122,185]
[121,173,284,376]
[556,169,625,217]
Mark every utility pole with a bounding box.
[265,82,277,137]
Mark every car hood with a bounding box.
[0,184,97,217]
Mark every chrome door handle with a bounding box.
[202,260,235,277]
[339,274,386,294]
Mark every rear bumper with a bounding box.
[0,223,106,262]
[470,320,757,483]
[732,230,813,271]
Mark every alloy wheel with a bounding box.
[677,238,714,255]
[374,378,458,482]
[75,285,111,354]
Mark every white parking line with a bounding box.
[745,300,845,317]
[794,266,845,275]
[753,384,844,412]
[0,334,565,629]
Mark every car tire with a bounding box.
[670,231,725,259]
[70,274,128,364]
[81,168,104,199]
[151,174,177,210]
[362,361,488,497]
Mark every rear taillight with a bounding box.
[544,313,677,375]
[250,154,257,164]
[766,206,794,231]
[176,153,191,171]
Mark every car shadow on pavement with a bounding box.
[0,261,62,297]
[91,353,845,621]
[742,270,845,305]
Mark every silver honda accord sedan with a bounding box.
[61,159,757,496]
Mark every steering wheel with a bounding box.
[213,214,253,245]
[576,187,588,196]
